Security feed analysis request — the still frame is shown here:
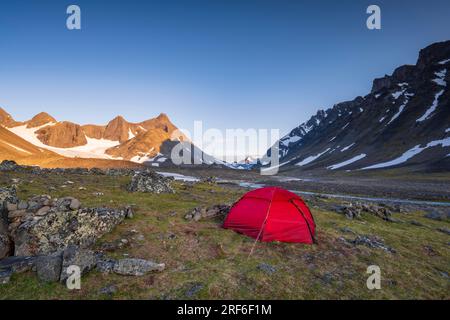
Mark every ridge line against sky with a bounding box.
[1,0,450,154]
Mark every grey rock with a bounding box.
[14,206,126,256]
[0,160,19,171]
[424,211,450,221]
[127,171,174,194]
[185,282,204,297]
[113,258,165,276]
[257,263,277,274]
[96,258,117,274]
[351,235,396,253]
[17,200,28,210]
[6,202,18,212]
[125,206,134,219]
[0,268,13,284]
[35,206,51,216]
[0,256,37,273]
[436,227,450,235]
[69,199,81,211]
[99,284,118,295]
[60,246,97,282]
[35,253,63,282]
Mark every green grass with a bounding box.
[0,171,449,299]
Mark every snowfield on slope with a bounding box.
[296,148,330,166]
[8,124,121,160]
[327,154,367,170]
[361,137,450,170]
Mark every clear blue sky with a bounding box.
[1,0,449,146]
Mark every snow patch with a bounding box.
[8,124,121,160]
[296,148,330,166]
[438,58,450,65]
[387,92,414,125]
[416,89,445,122]
[327,154,366,170]
[361,137,450,170]
[341,143,355,152]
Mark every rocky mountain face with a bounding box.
[266,40,450,173]
[0,108,209,167]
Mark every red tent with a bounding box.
[223,187,316,244]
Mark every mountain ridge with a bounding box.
[264,40,450,173]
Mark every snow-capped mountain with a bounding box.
[264,40,450,172]
[0,109,220,167]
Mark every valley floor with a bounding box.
[0,169,449,299]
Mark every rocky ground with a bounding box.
[0,161,449,299]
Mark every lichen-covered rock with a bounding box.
[13,207,127,256]
[60,245,97,282]
[113,258,165,276]
[127,171,174,194]
[35,253,63,282]
[0,187,17,259]
[0,160,19,172]
[185,204,230,221]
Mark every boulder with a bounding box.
[35,253,63,282]
[113,258,165,276]
[127,171,174,194]
[0,160,19,172]
[60,246,97,282]
[14,207,127,256]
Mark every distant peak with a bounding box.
[26,112,57,128]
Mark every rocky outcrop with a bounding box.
[337,202,395,221]
[0,108,20,127]
[185,204,231,221]
[0,160,19,172]
[0,246,165,284]
[127,171,174,193]
[112,258,165,276]
[0,187,18,259]
[265,40,450,173]
[26,112,56,128]
[81,124,106,139]
[36,121,87,148]
[0,192,129,257]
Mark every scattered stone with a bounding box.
[78,187,86,191]
[125,206,134,219]
[69,198,81,210]
[337,202,393,221]
[436,227,450,235]
[185,282,204,297]
[113,258,165,276]
[200,176,217,184]
[425,211,450,221]
[99,284,118,295]
[185,204,230,221]
[0,268,13,284]
[423,245,440,256]
[257,263,277,274]
[410,220,423,227]
[35,253,63,282]
[93,192,104,197]
[127,171,174,194]
[340,227,356,234]
[350,235,396,253]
